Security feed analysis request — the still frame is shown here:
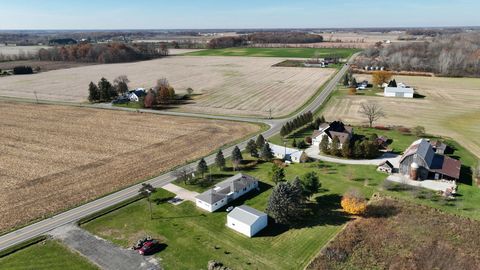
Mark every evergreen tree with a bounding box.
[320,135,330,154]
[351,77,358,88]
[197,158,208,178]
[342,141,352,158]
[353,140,363,159]
[280,125,288,137]
[246,139,259,158]
[215,150,226,170]
[271,164,286,184]
[256,134,265,149]
[88,81,100,102]
[266,181,304,224]
[261,143,274,161]
[343,73,349,86]
[98,77,113,101]
[232,146,243,165]
[292,138,297,148]
[331,136,341,156]
[302,172,320,199]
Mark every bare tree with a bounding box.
[114,75,130,96]
[172,166,193,185]
[358,102,385,127]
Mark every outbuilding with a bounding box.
[226,205,268,237]
[384,87,414,98]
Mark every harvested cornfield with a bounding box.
[323,75,480,158]
[0,56,334,117]
[308,198,480,270]
[0,102,259,232]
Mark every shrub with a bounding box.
[341,189,367,215]
[348,87,357,95]
[305,136,312,145]
[297,140,308,149]
[397,127,411,133]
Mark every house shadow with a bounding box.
[413,93,426,99]
[226,182,273,209]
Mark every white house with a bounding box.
[384,86,414,98]
[312,121,353,147]
[226,205,268,237]
[195,174,259,212]
[128,92,139,102]
[268,143,307,163]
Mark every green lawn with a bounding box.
[0,240,98,270]
[185,47,359,59]
[112,102,142,109]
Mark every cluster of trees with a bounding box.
[343,72,357,87]
[88,76,130,102]
[372,70,393,86]
[207,32,324,49]
[280,111,314,137]
[38,42,168,63]
[266,170,320,224]
[143,78,176,108]
[357,33,480,77]
[13,66,33,75]
[246,32,323,44]
[320,133,380,159]
[245,135,275,162]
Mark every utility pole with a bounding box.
[268,108,272,119]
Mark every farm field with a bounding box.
[184,47,359,58]
[307,197,480,270]
[0,240,99,270]
[0,56,335,117]
[0,45,49,56]
[0,101,259,233]
[322,75,480,158]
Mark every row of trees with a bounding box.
[88,75,130,102]
[38,42,168,63]
[319,134,380,159]
[357,33,480,77]
[207,32,324,49]
[280,111,314,137]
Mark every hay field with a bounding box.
[0,56,334,117]
[323,75,480,158]
[0,102,259,232]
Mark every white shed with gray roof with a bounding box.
[226,205,268,237]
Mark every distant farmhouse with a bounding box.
[195,174,259,212]
[312,121,353,147]
[399,139,461,181]
[268,143,308,163]
[226,205,268,237]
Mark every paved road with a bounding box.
[0,56,355,252]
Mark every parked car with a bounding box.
[138,240,159,255]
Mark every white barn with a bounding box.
[226,205,268,237]
[195,174,259,212]
[384,87,414,98]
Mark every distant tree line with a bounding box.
[37,42,168,64]
[280,111,314,137]
[207,32,324,49]
[356,33,480,77]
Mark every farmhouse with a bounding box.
[312,121,353,147]
[399,139,461,181]
[268,143,308,163]
[384,86,414,98]
[195,174,259,212]
[226,205,268,237]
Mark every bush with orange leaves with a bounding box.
[341,189,367,215]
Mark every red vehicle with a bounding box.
[138,240,158,255]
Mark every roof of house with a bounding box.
[228,205,267,226]
[268,143,305,160]
[313,121,353,144]
[195,174,258,205]
[384,87,414,94]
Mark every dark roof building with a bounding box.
[399,139,461,180]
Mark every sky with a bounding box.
[0,0,478,30]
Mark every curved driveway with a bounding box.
[0,55,356,252]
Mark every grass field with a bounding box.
[184,47,359,58]
[322,75,480,158]
[0,56,334,117]
[308,197,480,270]
[0,240,98,270]
[0,101,259,233]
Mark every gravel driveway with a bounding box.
[49,224,160,270]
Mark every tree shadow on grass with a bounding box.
[459,165,473,185]
[153,196,176,205]
[152,213,207,220]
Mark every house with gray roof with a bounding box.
[226,205,268,237]
[312,121,353,147]
[268,143,308,163]
[195,174,259,212]
[399,139,461,181]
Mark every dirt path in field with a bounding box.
[50,224,161,270]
